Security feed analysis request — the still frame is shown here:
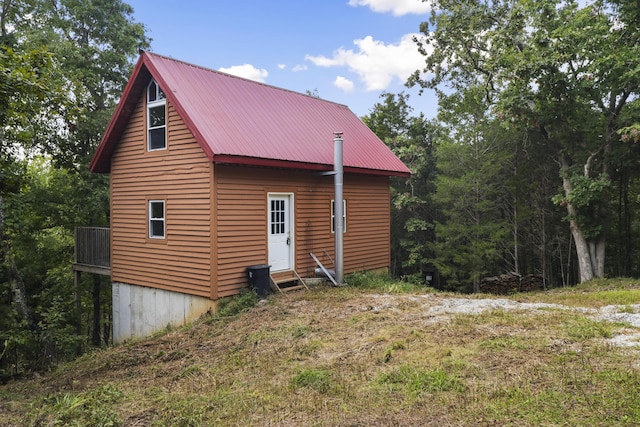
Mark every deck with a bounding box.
[73,226,111,275]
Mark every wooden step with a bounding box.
[269,270,309,293]
[278,284,307,293]
[272,276,299,285]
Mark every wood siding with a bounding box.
[215,165,390,297]
[110,96,213,298]
[109,92,392,300]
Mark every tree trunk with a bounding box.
[592,236,605,277]
[0,196,37,330]
[513,196,519,275]
[617,171,632,276]
[561,175,606,283]
[8,257,36,330]
[569,217,593,282]
[540,197,547,290]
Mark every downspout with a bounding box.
[334,132,344,284]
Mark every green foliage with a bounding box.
[1,159,92,377]
[0,46,55,140]
[381,341,405,363]
[432,88,513,291]
[618,124,640,143]
[0,0,149,378]
[31,0,149,167]
[561,174,611,209]
[362,92,439,278]
[553,171,612,239]
[346,271,423,293]
[410,0,640,283]
[215,290,260,318]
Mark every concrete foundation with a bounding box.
[112,282,217,344]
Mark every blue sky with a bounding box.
[125,0,437,118]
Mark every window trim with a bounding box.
[331,199,346,233]
[148,199,166,239]
[147,79,167,151]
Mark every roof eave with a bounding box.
[90,51,215,174]
[212,154,411,177]
[90,55,150,173]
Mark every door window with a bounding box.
[271,199,285,235]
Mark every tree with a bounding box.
[410,0,640,282]
[611,99,640,276]
[0,0,148,377]
[432,87,511,292]
[363,93,439,280]
[2,159,80,371]
[18,0,149,167]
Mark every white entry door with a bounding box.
[268,194,293,271]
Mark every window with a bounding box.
[149,200,165,238]
[270,199,286,235]
[147,80,166,151]
[331,199,346,233]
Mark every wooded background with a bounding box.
[2,0,640,380]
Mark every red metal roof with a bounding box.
[90,52,411,177]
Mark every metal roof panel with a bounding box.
[91,52,411,177]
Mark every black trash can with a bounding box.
[247,264,271,298]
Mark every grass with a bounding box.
[375,365,466,396]
[26,384,124,427]
[214,289,260,317]
[516,277,640,308]
[291,368,334,393]
[2,276,640,426]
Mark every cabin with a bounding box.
[89,51,411,343]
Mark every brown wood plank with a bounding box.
[110,97,392,302]
[212,164,391,298]
[110,98,213,298]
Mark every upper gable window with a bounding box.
[147,80,166,151]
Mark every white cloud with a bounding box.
[334,76,355,92]
[292,64,308,72]
[277,63,286,70]
[348,0,431,16]
[306,33,428,91]
[218,64,268,83]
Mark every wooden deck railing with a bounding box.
[73,226,111,275]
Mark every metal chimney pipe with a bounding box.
[333,132,344,284]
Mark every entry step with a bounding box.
[270,270,309,293]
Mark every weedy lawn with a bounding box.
[2,274,640,426]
